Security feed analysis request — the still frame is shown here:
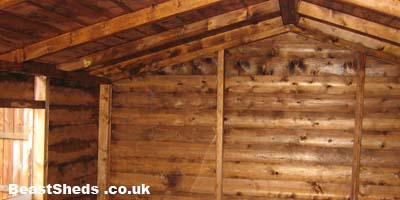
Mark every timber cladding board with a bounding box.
[47,78,99,200]
[359,56,400,200]
[111,62,218,199]
[0,72,34,101]
[109,32,400,199]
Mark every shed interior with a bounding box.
[0,0,399,199]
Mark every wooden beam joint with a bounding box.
[0,61,111,85]
[279,0,300,25]
[0,99,45,109]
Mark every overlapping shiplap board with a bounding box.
[109,32,400,199]
[47,79,99,200]
[110,55,218,199]
[359,57,400,200]
[0,72,34,199]
[223,33,355,199]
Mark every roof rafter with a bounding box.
[336,0,400,18]
[90,17,289,80]
[0,0,223,63]
[0,61,110,84]
[57,0,281,71]
[293,18,400,65]
[298,1,400,45]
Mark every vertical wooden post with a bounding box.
[97,84,112,200]
[33,76,49,200]
[351,53,365,200]
[216,50,225,200]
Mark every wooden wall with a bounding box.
[0,73,100,200]
[110,32,400,199]
[223,33,355,199]
[110,56,218,199]
[0,72,34,101]
[47,79,99,200]
[359,57,400,199]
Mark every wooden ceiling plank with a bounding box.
[57,0,280,71]
[0,61,110,84]
[279,0,299,25]
[336,0,400,18]
[3,1,83,32]
[298,1,400,45]
[91,17,288,80]
[0,0,223,63]
[293,18,400,65]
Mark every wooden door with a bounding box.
[0,108,33,200]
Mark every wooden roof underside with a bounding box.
[0,0,398,82]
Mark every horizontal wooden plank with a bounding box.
[49,108,98,126]
[0,99,45,108]
[0,74,34,100]
[50,85,98,106]
[225,110,354,130]
[110,173,351,199]
[364,83,400,97]
[360,166,400,186]
[225,161,351,184]
[110,173,214,195]
[225,128,353,148]
[47,174,97,200]
[226,75,357,95]
[112,108,216,126]
[112,125,215,144]
[0,132,29,140]
[48,141,97,166]
[362,118,400,131]
[226,93,355,113]
[111,140,354,165]
[113,75,216,93]
[361,149,400,167]
[113,92,216,109]
[359,185,400,200]
[225,94,400,114]
[111,157,214,177]
[223,177,350,199]
[48,124,98,146]
[48,159,97,184]
[111,157,352,184]
[366,57,400,76]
